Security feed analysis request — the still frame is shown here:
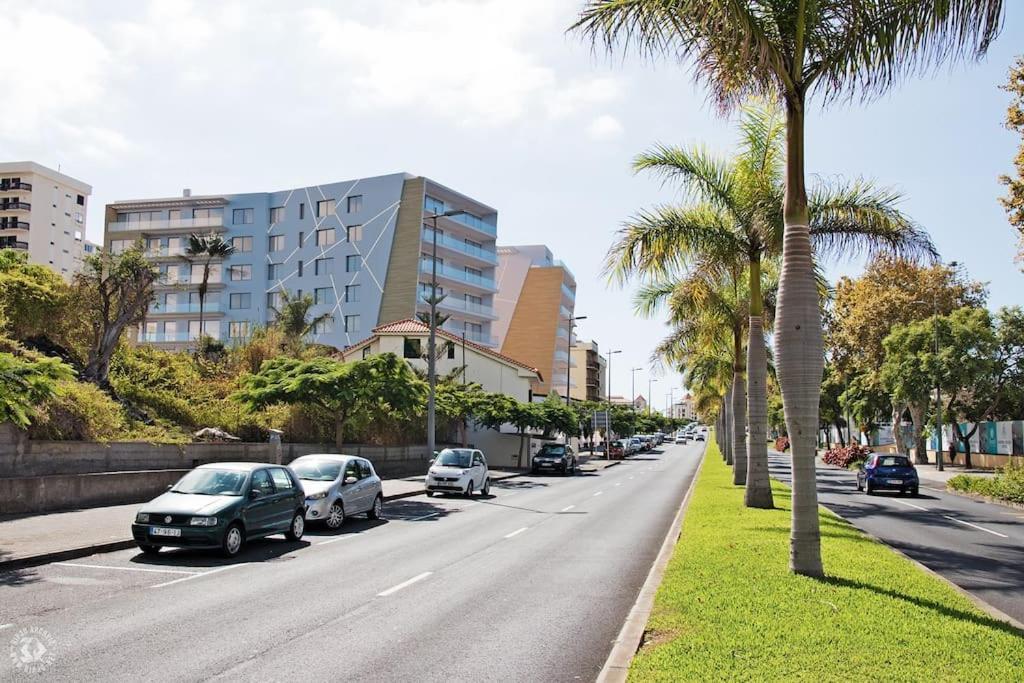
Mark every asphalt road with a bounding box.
[0,443,703,682]
[769,453,1024,624]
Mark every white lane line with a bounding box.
[0,624,12,630]
[377,571,432,597]
[318,534,358,546]
[504,527,528,539]
[891,499,929,512]
[943,516,1009,538]
[614,483,622,487]
[560,505,575,512]
[593,491,604,497]
[405,512,441,522]
[55,562,198,575]
[151,563,248,589]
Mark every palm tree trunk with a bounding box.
[745,313,773,508]
[723,387,733,465]
[776,96,824,577]
[731,327,747,484]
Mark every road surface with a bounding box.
[0,443,703,682]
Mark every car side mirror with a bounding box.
[166,484,173,491]
[250,489,262,499]
[344,476,358,485]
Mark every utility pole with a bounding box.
[607,349,622,447]
[566,315,587,405]
[630,367,642,412]
[648,377,658,415]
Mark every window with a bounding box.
[346,225,363,242]
[74,212,84,224]
[420,282,443,298]
[109,239,132,255]
[269,468,294,491]
[299,203,305,219]
[315,288,334,305]
[76,194,85,206]
[344,285,360,303]
[229,293,251,309]
[298,231,304,246]
[347,195,363,213]
[316,199,336,218]
[345,255,361,272]
[228,321,250,338]
[229,264,252,281]
[313,316,334,334]
[251,469,274,495]
[315,257,333,275]
[358,460,372,478]
[343,460,360,482]
[268,235,285,252]
[269,206,285,223]
[315,228,336,246]
[362,346,371,359]
[267,263,281,279]
[424,195,445,214]
[297,260,303,277]
[231,236,253,252]
[447,342,456,359]
[233,208,254,224]
[169,209,182,222]
[403,338,422,359]
[267,291,283,310]
[344,315,360,333]
[465,266,482,278]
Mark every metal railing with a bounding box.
[0,181,31,192]
[421,229,497,264]
[149,302,221,314]
[0,201,31,211]
[109,216,224,232]
[420,260,496,290]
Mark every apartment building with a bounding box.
[570,339,606,403]
[104,173,498,349]
[0,161,92,278]
[494,245,577,399]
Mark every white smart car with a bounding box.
[425,448,490,497]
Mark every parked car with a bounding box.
[629,437,644,454]
[290,454,384,529]
[694,434,705,441]
[675,435,688,444]
[608,440,625,458]
[857,454,919,496]
[426,448,490,497]
[132,463,306,558]
[531,443,578,475]
[593,442,606,453]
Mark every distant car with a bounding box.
[290,454,383,529]
[531,443,578,475]
[593,442,606,453]
[629,437,643,454]
[857,454,919,496]
[132,463,306,558]
[426,448,490,497]
[608,440,625,458]
[694,434,705,441]
[675,435,687,444]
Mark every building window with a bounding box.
[347,195,362,213]
[419,282,443,298]
[233,208,254,225]
[315,228,336,246]
[267,263,281,279]
[447,342,456,359]
[403,338,422,359]
[344,315,360,333]
[231,236,253,252]
[346,225,363,242]
[269,206,285,223]
[74,212,84,224]
[316,199,336,218]
[297,260,303,277]
[229,321,250,339]
[76,194,85,206]
[314,316,335,335]
[298,231,304,246]
[465,266,482,278]
[268,235,285,252]
[362,346,371,359]
[344,284,360,303]
[345,255,361,272]
[168,209,182,222]
[229,264,252,281]
[267,291,283,311]
[229,293,251,309]
[299,203,305,219]
[424,195,445,214]
[315,257,333,275]
[315,287,334,305]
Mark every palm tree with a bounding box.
[182,233,235,341]
[574,0,1004,578]
[607,100,935,511]
[269,288,332,353]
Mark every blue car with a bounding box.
[856,454,919,497]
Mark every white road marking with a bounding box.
[0,624,12,630]
[504,527,528,539]
[377,571,432,597]
[318,534,358,546]
[560,505,575,512]
[890,499,928,511]
[593,491,604,497]
[55,562,198,575]
[628,476,634,480]
[405,512,442,522]
[943,515,1009,538]
[501,492,518,499]
[151,563,248,589]
[614,483,622,487]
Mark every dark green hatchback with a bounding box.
[132,462,307,557]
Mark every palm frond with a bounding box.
[633,143,739,211]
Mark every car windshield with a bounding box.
[538,446,566,456]
[611,441,623,447]
[435,449,472,468]
[171,468,247,496]
[291,460,343,482]
[877,456,912,468]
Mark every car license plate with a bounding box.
[150,526,181,537]
[885,479,903,485]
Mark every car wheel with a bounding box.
[910,486,919,497]
[865,480,874,496]
[368,495,383,520]
[325,502,345,529]
[138,544,161,555]
[285,511,305,541]
[465,481,474,498]
[481,478,490,496]
[221,523,245,558]
[426,491,435,498]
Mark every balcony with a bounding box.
[109,216,225,233]
[561,282,576,302]
[0,181,31,192]
[0,220,29,231]
[432,296,497,320]
[0,238,28,250]
[137,332,193,343]
[423,197,497,237]
[457,329,499,347]
[145,245,187,258]
[0,201,31,212]
[420,260,496,291]
[149,302,222,314]
[421,229,497,265]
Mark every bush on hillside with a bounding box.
[29,380,127,441]
[822,444,873,469]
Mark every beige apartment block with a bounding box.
[570,339,606,403]
[0,161,92,278]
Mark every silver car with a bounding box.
[289,454,383,529]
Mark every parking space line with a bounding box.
[151,563,249,589]
[560,505,575,512]
[318,534,358,546]
[891,499,928,511]
[614,483,622,487]
[942,515,1009,538]
[593,491,604,497]
[378,571,432,597]
[55,562,198,575]
[504,527,528,539]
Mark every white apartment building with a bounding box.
[0,162,92,278]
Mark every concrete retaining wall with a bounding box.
[0,470,187,515]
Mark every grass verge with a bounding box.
[629,440,1024,682]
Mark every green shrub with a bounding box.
[948,463,1024,504]
[29,380,127,441]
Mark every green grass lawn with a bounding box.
[629,441,1024,682]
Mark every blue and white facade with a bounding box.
[104,173,499,350]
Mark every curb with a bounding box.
[597,446,706,683]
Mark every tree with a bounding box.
[269,288,332,353]
[1000,56,1024,266]
[181,233,235,340]
[75,248,160,388]
[435,381,488,447]
[536,392,579,439]
[0,352,73,428]
[478,395,541,468]
[0,250,70,343]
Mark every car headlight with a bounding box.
[461,469,469,475]
[136,512,150,523]
[306,491,328,500]
[189,516,218,527]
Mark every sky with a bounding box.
[4,0,1023,411]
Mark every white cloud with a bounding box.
[587,115,624,141]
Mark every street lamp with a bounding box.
[566,315,587,406]
[607,349,622,448]
[630,367,642,412]
[648,377,658,415]
[424,208,467,459]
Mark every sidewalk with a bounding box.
[0,469,524,572]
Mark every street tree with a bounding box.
[269,288,332,354]
[181,233,235,339]
[0,250,70,344]
[1000,56,1024,266]
[435,380,488,447]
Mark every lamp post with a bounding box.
[607,349,622,446]
[630,367,642,412]
[913,258,958,472]
[566,315,587,406]
[648,377,658,415]
[424,208,467,458]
